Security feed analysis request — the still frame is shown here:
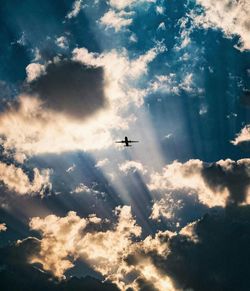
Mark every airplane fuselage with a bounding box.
[124,136,129,146]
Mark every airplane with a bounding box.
[116,136,139,147]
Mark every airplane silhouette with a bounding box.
[116,136,139,147]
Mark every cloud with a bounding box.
[100,10,133,32]
[108,0,156,10]
[29,207,141,284]
[29,206,177,290]
[0,46,162,156]
[66,164,76,173]
[66,0,83,19]
[150,198,183,221]
[157,22,166,31]
[0,162,51,196]
[159,206,250,290]
[231,125,250,145]
[5,206,250,291]
[70,183,105,196]
[95,158,109,168]
[149,159,250,209]
[102,0,157,31]
[0,237,118,291]
[26,60,107,120]
[148,72,197,96]
[25,63,45,82]
[55,36,69,49]
[156,6,165,15]
[119,160,147,175]
[0,223,7,232]
[109,0,135,9]
[192,0,250,51]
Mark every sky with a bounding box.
[0,0,249,290]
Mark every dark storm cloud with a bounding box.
[201,160,250,205]
[25,59,107,120]
[158,206,250,291]
[0,237,119,291]
[124,206,250,291]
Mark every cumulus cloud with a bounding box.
[7,207,250,291]
[231,125,250,145]
[100,10,133,32]
[159,207,250,290]
[29,207,141,284]
[0,46,162,156]
[0,162,51,196]
[119,160,147,175]
[0,237,118,290]
[25,63,45,82]
[193,0,250,51]
[29,206,177,290]
[0,223,7,232]
[149,159,250,210]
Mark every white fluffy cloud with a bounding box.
[108,0,156,10]
[148,72,197,96]
[29,206,177,290]
[148,159,250,210]
[0,162,51,196]
[100,10,133,31]
[119,160,147,175]
[25,63,45,82]
[193,0,250,51]
[231,125,250,145]
[0,223,7,232]
[109,0,135,9]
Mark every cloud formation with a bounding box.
[6,206,250,291]
[193,0,250,51]
[109,0,135,9]
[119,160,147,175]
[26,63,45,82]
[231,125,250,145]
[100,10,133,32]
[29,206,177,290]
[0,237,118,291]
[149,159,250,210]
[0,162,51,196]
[0,46,162,156]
